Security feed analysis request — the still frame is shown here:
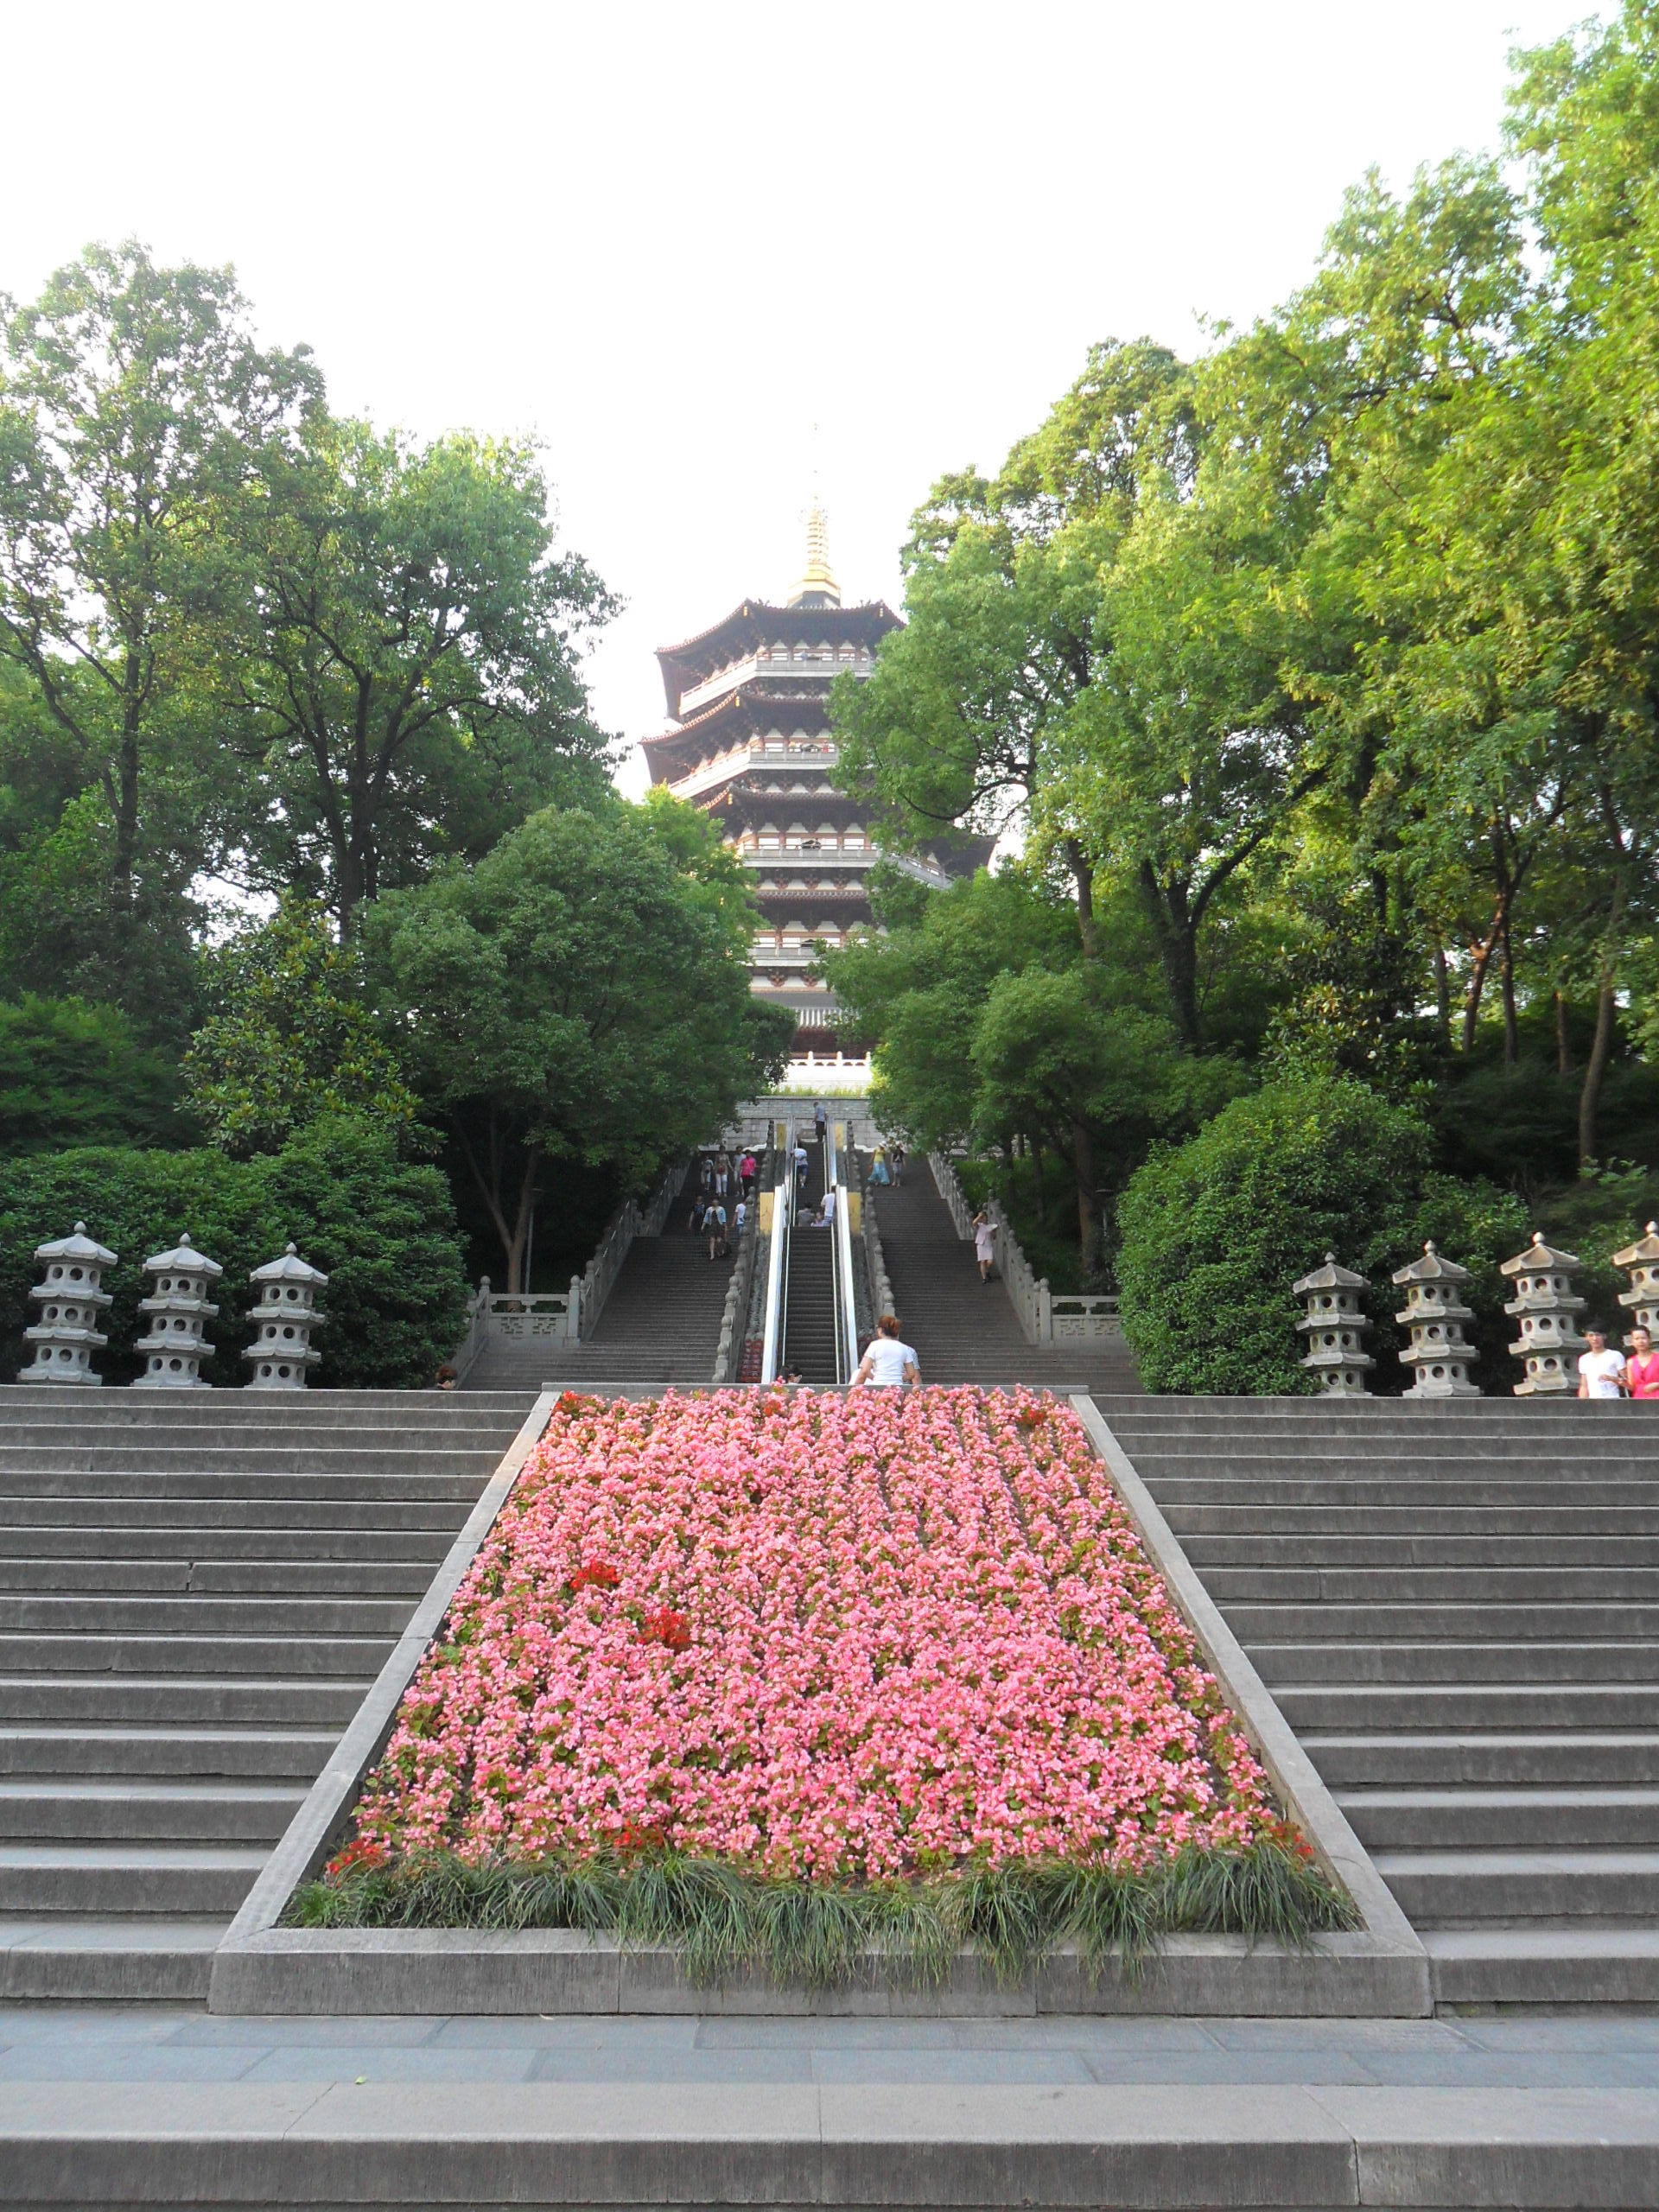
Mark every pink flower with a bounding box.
[352,1389,1286,1878]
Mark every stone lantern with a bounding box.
[1292,1253,1374,1395]
[19,1224,116,1386]
[1500,1231,1587,1396]
[1613,1221,1659,1344]
[133,1234,222,1389]
[1391,1241,1481,1397]
[242,1243,327,1390]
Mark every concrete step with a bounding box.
[0,1842,265,1913]
[0,1913,223,2000]
[0,1673,368,1725]
[1164,1505,1659,1535]
[1200,1565,1659,1602]
[1305,1731,1659,1786]
[0,1557,436,1595]
[0,1724,338,1777]
[0,1631,389,1676]
[1228,1600,1659,1642]
[1338,1785,1659,1849]
[0,1522,453,1560]
[1279,1681,1659,1730]
[1251,1639,1659,1684]
[1181,1533,1659,1565]
[1422,1923,1659,2005]
[0,1592,413,1634]
[0,1495,486,1530]
[0,1778,305,1842]
[0,1454,494,1487]
[1146,1478,1659,1507]
[1374,1846,1659,1921]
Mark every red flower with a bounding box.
[326,1836,388,1878]
[640,1605,691,1652]
[617,1817,670,1853]
[569,1560,620,1593]
[556,1390,594,1414]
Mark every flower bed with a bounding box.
[296,1388,1351,1978]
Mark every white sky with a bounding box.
[3,0,1580,795]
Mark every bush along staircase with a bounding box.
[1093,1393,1659,2005]
[0,1385,534,1999]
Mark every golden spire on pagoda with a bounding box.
[786,499,841,609]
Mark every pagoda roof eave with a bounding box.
[656,597,901,715]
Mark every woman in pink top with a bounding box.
[1626,1325,1659,1401]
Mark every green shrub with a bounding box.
[1116,1075,1526,1395]
[0,995,189,1153]
[0,1117,467,1387]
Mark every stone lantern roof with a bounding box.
[1293,1254,1369,1296]
[36,1223,118,1269]
[143,1234,223,1282]
[1499,1231,1584,1281]
[250,1243,328,1291]
[1613,1222,1659,1268]
[1392,1241,1472,1291]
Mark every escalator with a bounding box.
[763,1127,861,1386]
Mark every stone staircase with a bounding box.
[463,1231,738,1391]
[0,1386,534,1999]
[872,1175,1141,1392]
[1096,1395,1659,2005]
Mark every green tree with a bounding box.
[0,242,320,1012]
[1116,1076,1525,1394]
[182,899,418,1157]
[366,800,791,1290]
[0,995,186,1152]
[0,1116,467,1388]
[229,417,616,937]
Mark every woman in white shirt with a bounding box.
[1579,1325,1627,1400]
[973,1211,996,1283]
[854,1313,919,1388]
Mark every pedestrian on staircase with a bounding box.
[973,1211,996,1284]
[1578,1325,1626,1399]
[854,1313,919,1388]
[1624,1325,1659,1401]
[739,1150,757,1201]
[706,1199,728,1262]
[795,1139,810,1193]
[890,1141,906,1185]
[815,1102,828,1149]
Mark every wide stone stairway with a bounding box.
[1097,1394,1659,2005]
[0,1386,533,2000]
[872,1171,1141,1392]
[463,1230,738,1390]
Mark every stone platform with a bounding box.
[1,2005,1656,2208]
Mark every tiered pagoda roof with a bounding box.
[656,597,900,721]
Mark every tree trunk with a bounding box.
[1431,934,1452,1045]
[1065,839,1099,961]
[1138,862,1200,1045]
[1499,917,1519,1069]
[1555,988,1572,1076]
[504,1145,541,1294]
[1578,976,1616,1172]
[112,661,143,914]
[1028,1131,1046,1224]
[1072,1118,1100,1284]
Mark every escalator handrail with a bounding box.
[760,1121,793,1383]
[826,1129,859,1383]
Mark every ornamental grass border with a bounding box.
[287,1837,1357,1991]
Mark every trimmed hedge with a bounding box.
[0,1116,469,1388]
[1116,1076,1526,1395]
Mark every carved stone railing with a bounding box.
[713,1149,768,1384]
[927,1152,1122,1347]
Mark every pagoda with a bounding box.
[645,509,989,1058]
